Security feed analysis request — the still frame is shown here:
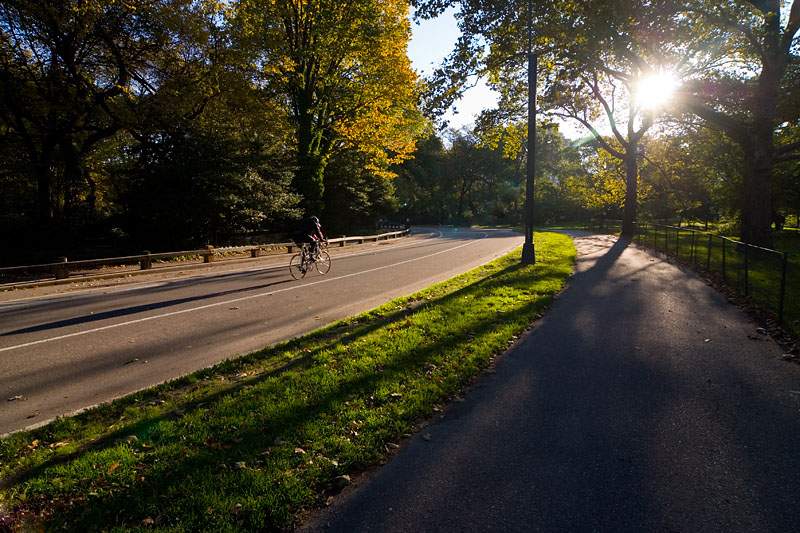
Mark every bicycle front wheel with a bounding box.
[289,254,307,279]
[315,251,331,274]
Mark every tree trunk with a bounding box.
[35,166,54,221]
[739,125,774,248]
[295,110,326,216]
[621,148,638,240]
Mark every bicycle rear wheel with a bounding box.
[315,251,331,274]
[289,254,307,279]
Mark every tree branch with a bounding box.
[777,139,800,155]
[673,91,750,145]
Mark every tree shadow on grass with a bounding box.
[3,252,570,531]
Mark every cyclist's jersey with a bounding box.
[292,217,324,243]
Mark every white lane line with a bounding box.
[0,232,485,353]
[0,231,446,307]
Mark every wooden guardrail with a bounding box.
[0,229,411,282]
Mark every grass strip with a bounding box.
[0,232,575,532]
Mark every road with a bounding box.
[0,227,522,436]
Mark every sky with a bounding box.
[407,8,586,139]
[407,7,498,132]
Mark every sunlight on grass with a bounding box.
[0,232,575,531]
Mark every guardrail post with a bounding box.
[140,251,152,270]
[54,257,69,279]
[340,235,346,247]
[251,247,260,258]
[203,245,214,263]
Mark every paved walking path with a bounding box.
[302,231,800,532]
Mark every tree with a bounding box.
[414,0,688,238]
[638,124,742,224]
[0,0,206,226]
[233,0,422,214]
[393,133,449,224]
[120,81,300,250]
[672,1,800,246]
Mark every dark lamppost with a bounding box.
[520,0,536,265]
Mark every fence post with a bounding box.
[140,251,152,270]
[743,246,749,296]
[664,226,668,254]
[675,226,680,259]
[203,245,214,263]
[690,231,696,263]
[707,234,712,270]
[722,239,727,282]
[779,252,788,324]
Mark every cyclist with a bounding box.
[291,215,326,259]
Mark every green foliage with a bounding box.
[0,233,576,531]
[232,0,424,215]
[120,80,300,250]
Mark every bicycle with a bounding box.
[289,240,331,279]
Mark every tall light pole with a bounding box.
[521,0,536,265]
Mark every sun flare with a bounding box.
[635,71,678,110]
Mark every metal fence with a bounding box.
[588,219,796,334]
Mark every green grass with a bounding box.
[0,232,575,532]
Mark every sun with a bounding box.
[635,71,678,110]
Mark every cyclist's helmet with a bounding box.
[310,216,319,225]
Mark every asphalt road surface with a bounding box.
[0,227,522,436]
[303,231,800,533]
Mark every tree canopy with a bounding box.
[413,0,800,246]
[232,0,423,215]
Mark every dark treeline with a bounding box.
[0,0,421,266]
[2,1,799,267]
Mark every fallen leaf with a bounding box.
[7,395,24,402]
[294,447,306,454]
[422,433,432,441]
[108,460,120,473]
